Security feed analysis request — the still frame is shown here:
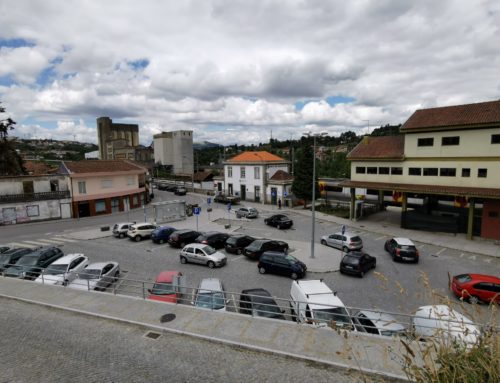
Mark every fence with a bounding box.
[0,190,71,203]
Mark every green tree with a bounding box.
[291,140,319,208]
[0,103,25,175]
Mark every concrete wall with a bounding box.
[0,198,72,224]
[153,131,193,174]
[0,175,69,195]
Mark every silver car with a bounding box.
[353,310,406,337]
[179,243,227,268]
[68,262,120,291]
[235,207,258,219]
[320,232,363,252]
[193,278,227,311]
[113,222,135,238]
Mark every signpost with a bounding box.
[194,206,201,231]
[206,197,212,221]
[341,225,346,254]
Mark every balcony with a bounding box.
[0,190,71,204]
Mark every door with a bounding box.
[194,248,206,264]
[78,202,90,217]
[254,186,260,203]
[228,183,233,195]
[217,183,222,192]
[271,187,277,205]
[111,198,120,213]
[272,256,290,276]
[240,185,246,201]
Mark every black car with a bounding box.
[0,248,35,273]
[257,251,306,280]
[174,186,187,196]
[165,184,178,192]
[0,246,10,253]
[339,251,376,278]
[243,239,289,260]
[195,232,230,249]
[239,288,286,320]
[384,237,419,263]
[4,246,64,280]
[264,214,293,230]
[168,229,201,248]
[225,235,255,255]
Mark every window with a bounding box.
[127,176,135,186]
[254,167,260,179]
[240,167,246,178]
[378,167,389,175]
[356,167,366,174]
[228,166,232,178]
[95,199,106,213]
[418,138,434,147]
[23,181,34,194]
[423,168,438,176]
[442,136,460,146]
[462,168,471,177]
[491,134,500,144]
[78,181,86,194]
[440,168,456,177]
[367,167,377,174]
[409,168,421,176]
[26,205,39,217]
[50,180,59,192]
[391,167,403,175]
[478,168,488,178]
[101,179,113,189]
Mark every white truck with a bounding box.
[289,279,353,329]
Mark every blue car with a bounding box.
[151,226,177,244]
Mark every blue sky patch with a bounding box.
[0,38,35,48]
[295,95,355,110]
[127,58,149,71]
[0,74,16,86]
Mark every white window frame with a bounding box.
[240,167,246,178]
[228,166,233,178]
[127,176,135,186]
[78,181,86,194]
[254,166,260,179]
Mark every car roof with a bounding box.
[132,222,155,227]
[86,262,116,270]
[175,229,196,234]
[198,278,223,292]
[51,253,85,264]
[344,251,366,258]
[334,231,358,237]
[241,288,271,297]
[357,310,405,331]
[463,274,500,283]
[117,222,135,226]
[293,280,346,309]
[155,270,181,283]
[414,305,473,323]
[393,237,415,246]
[25,247,58,256]
[186,243,211,249]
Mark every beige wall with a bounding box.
[71,174,141,201]
[404,128,500,158]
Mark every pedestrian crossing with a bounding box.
[6,236,78,249]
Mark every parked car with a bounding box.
[339,251,376,277]
[243,239,289,260]
[257,251,306,280]
[451,273,500,304]
[34,253,89,285]
[4,246,64,280]
[113,222,135,238]
[352,310,406,337]
[193,278,227,311]
[127,222,157,242]
[168,229,201,248]
[0,248,36,274]
[235,207,259,219]
[384,237,419,263]
[264,214,293,230]
[174,186,187,196]
[0,246,10,253]
[213,193,240,204]
[68,262,120,291]
[412,305,480,348]
[195,231,230,249]
[165,184,178,192]
[225,235,256,255]
[179,243,227,268]
[151,226,177,244]
[239,288,286,320]
[321,232,363,252]
[147,271,184,303]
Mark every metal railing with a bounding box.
[0,190,70,203]
[1,262,498,345]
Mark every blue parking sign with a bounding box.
[207,197,211,205]
[194,207,201,215]
[284,191,288,197]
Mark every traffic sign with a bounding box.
[194,207,201,215]
[271,191,276,197]
[284,191,288,197]
[227,203,231,211]
[207,197,212,205]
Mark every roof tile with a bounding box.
[269,170,293,181]
[347,136,404,160]
[227,151,286,163]
[63,160,146,174]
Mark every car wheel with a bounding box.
[277,224,282,230]
[236,249,242,255]
[259,267,266,274]
[469,295,481,305]
[207,261,215,269]
[372,261,376,269]
[180,256,187,264]
[135,235,142,242]
[119,233,125,239]
[291,272,299,280]
[321,239,327,246]
[359,271,365,278]
[159,239,164,244]
[264,219,268,225]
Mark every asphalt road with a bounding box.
[1,189,499,325]
[0,297,381,383]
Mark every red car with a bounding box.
[451,274,500,304]
[148,271,184,304]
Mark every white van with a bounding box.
[289,279,353,329]
[412,305,480,348]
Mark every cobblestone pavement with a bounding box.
[0,297,387,383]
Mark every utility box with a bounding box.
[151,200,187,224]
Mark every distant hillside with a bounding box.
[193,141,223,150]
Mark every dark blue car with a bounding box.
[151,226,177,244]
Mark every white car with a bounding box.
[127,223,157,242]
[352,310,406,337]
[193,278,227,311]
[179,243,227,268]
[235,207,258,219]
[113,222,135,238]
[68,262,120,291]
[34,253,89,286]
[321,232,363,252]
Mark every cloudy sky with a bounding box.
[1,0,499,146]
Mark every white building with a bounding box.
[223,151,292,204]
[153,131,193,175]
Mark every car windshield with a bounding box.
[314,307,351,325]
[45,264,68,275]
[151,282,175,295]
[78,269,101,279]
[195,292,225,310]
[226,237,237,245]
[17,256,39,266]
[246,240,264,250]
[400,245,416,251]
[343,256,360,265]
[455,274,472,283]
[0,254,12,264]
[284,254,297,263]
[350,236,361,242]
[202,246,216,255]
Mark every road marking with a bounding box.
[53,237,77,243]
[35,238,66,244]
[232,255,245,261]
[484,258,492,263]
[7,242,38,249]
[22,240,54,246]
[375,235,386,241]
[460,253,465,258]
[436,248,446,255]
[469,255,476,260]
[419,244,426,250]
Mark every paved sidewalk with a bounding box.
[0,277,414,382]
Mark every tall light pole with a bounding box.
[303,131,327,259]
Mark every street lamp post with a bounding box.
[303,131,327,259]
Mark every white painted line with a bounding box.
[231,255,245,261]
[469,255,476,260]
[436,248,446,255]
[53,237,77,243]
[484,258,492,263]
[35,238,66,244]
[22,240,54,246]
[418,244,426,250]
[460,253,464,258]
[7,242,37,249]
[374,235,386,241]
